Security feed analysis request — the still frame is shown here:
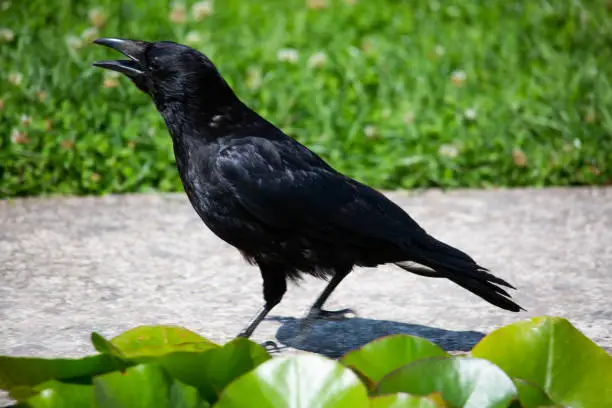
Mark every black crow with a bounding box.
[92,38,523,340]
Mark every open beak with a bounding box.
[92,38,149,78]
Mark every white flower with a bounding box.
[20,114,31,125]
[103,78,119,88]
[364,125,378,139]
[10,129,29,144]
[81,27,99,43]
[185,31,202,46]
[104,70,120,79]
[169,2,187,24]
[88,7,107,28]
[438,144,458,158]
[347,46,361,57]
[307,0,328,9]
[103,68,121,87]
[277,48,299,63]
[66,35,84,50]
[191,1,213,21]
[434,45,445,57]
[463,108,477,120]
[8,72,22,86]
[573,138,582,149]
[512,149,527,167]
[0,28,14,43]
[451,70,466,85]
[307,52,327,69]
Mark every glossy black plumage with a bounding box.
[93,38,524,339]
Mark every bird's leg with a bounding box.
[236,304,275,339]
[298,266,354,337]
[236,262,286,351]
[237,305,280,353]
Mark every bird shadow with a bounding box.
[267,315,485,358]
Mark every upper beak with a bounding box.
[92,38,149,78]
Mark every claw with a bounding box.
[295,307,357,343]
[260,340,281,353]
[235,332,280,353]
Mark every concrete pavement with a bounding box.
[1,187,611,404]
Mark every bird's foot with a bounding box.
[295,307,356,344]
[235,331,280,353]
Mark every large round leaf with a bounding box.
[471,316,612,407]
[91,332,126,359]
[215,354,369,408]
[341,334,448,385]
[374,357,517,408]
[18,380,92,407]
[149,338,271,403]
[0,354,124,391]
[369,392,447,407]
[109,326,218,358]
[511,379,554,408]
[93,363,209,408]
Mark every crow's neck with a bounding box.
[157,79,259,144]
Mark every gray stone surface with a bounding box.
[1,187,611,404]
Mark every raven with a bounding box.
[93,38,523,339]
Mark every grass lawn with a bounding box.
[1,0,611,197]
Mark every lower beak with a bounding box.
[93,60,144,77]
[92,38,149,78]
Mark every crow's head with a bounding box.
[92,38,232,107]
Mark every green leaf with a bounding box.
[110,325,219,358]
[93,363,209,408]
[511,379,555,408]
[91,333,125,359]
[215,354,369,408]
[369,392,448,407]
[471,316,612,407]
[0,354,125,391]
[341,334,448,385]
[19,380,92,407]
[374,357,517,408]
[146,338,271,403]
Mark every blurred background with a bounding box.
[1,0,610,198]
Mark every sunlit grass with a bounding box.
[1,0,611,197]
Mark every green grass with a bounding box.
[1,0,611,197]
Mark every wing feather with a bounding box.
[214,139,422,249]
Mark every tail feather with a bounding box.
[447,275,523,312]
[396,234,524,312]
